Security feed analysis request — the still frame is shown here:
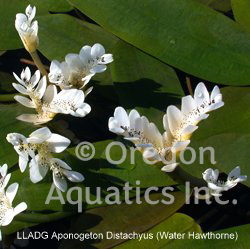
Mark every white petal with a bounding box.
[181,95,196,115]
[114,106,129,128]
[28,127,52,144]
[13,72,26,86]
[79,45,91,64]
[50,158,72,170]
[64,170,84,182]
[47,134,70,153]
[29,157,48,183]
[91,64,107,73]
[208,101,224,112]
[43,85,57,104]
[2,209,15,226]
[228,166,240,179]
[23,67,31,82]
[108,117,124,134]
[14,202,27,216]
[194,82,209,106]
[6,183,19,204]
[161,163,179,172]
[91,43,105,58]
[14,95,35,108]
[208,182,223,191]
[16,114,52,124]
[167,105,183,135]
[2,173,11,189]
[129,109,140,129]
[74,103,91,117]
[171,140,190,152]
[35,76,47,99]
[12,83,29,95]
[210,85,220,102]
[99,54,113,64]
[181,125,198,136]
[142,147,160,161]
[53,173,67,192]
[84,86,93,96]
[30,70,40,88]
[0,164,8,178]
[65,53,82,70]
[19,156,28,172]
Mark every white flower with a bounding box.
[50,158,84,192]
[6,127,69,172]
[48,88,91,117]
[12,69,91,124]
[6,133,35,172]
[203,167,247,196]
[15,5,38,52]
[49,43,113,89]
[0,183,27,241]
[108,83,224,172]
[13,67,46,112]
[7,127,84,192]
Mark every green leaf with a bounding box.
[0,104,35,167]
[70,0,250,85]
[59,192,186,249]
[38,14,118,61]
[3,211,73,236]
[30,0,73,13]
[0,71,17,94]
[232,0,250,33]
[197,0,231,12]
[100,146,176,187]
[182,86,250,187]
[114,213,201,249]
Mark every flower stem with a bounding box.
[30,50,48,77]
[186,77,193,96]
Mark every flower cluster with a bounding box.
[109,83,224,172]
[13,67,91,124]
[0,165,27,240]
[7,127,84,192]
[49,43,113,90]
[14,6,113,125]
[203,167,247,197]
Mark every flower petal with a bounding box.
[50,158,72,170]
[19,156,28,172]
[6,183,19,204]
[29,156,48,183]
[91,43,105,58]
[12,83,29,95]
[47,134,70,153]
[161,163,179,172]
[28,127,52,144]
[14,95,35,108]
[14,202,27,216]
[53,172,67,192]
[64,170,84,182]
[35,76,47,99]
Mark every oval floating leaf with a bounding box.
[70,0,250,85]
